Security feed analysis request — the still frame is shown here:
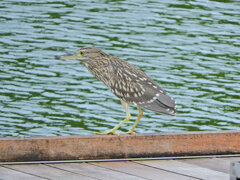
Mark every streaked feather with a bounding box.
[105,56,176,115]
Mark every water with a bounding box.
[0,0,239,137]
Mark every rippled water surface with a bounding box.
[0,0,239,137]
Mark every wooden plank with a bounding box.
[0,166,44,180]
[90,161,198,180]
[49,162,144,180]
[136,160,229,180]
[180,157,240,173]
[0,131,240,162]
[217,157,240,163]
[2,164,95,180]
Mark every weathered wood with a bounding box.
[49,163,143,180]
[0,166,44,180]
[0,131,240,162]
[1,156,239,180]
[90,161,195,180]
[2,164,94,180]
[181,157,240,174]
[136,160,229,180]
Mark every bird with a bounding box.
[55,47,176,135]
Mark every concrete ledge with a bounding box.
[0,131,240,162]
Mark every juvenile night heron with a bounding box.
[56,47,176,135]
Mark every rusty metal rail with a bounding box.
[0,131,240,162]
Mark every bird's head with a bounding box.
[55,47,107,64]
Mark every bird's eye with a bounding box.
[80,51,84,55]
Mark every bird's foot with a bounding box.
[94,130,120,136]
[126,130,136,135]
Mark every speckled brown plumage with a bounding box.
[56,47,176,135]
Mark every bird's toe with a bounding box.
[94,130,120,136]
[126,131,136,135]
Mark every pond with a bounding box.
[0,0,239,137]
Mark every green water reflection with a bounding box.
[0,0,239,137]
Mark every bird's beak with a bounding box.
[55,53,78,60]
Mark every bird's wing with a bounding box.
[108,57,176,116]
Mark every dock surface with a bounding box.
[1,131,240,179]
[1,156,239,180]
[1,131,240,162]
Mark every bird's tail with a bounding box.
[139,94,176,116]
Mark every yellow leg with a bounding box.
[94,100,131,135]
[126,106,143,135]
